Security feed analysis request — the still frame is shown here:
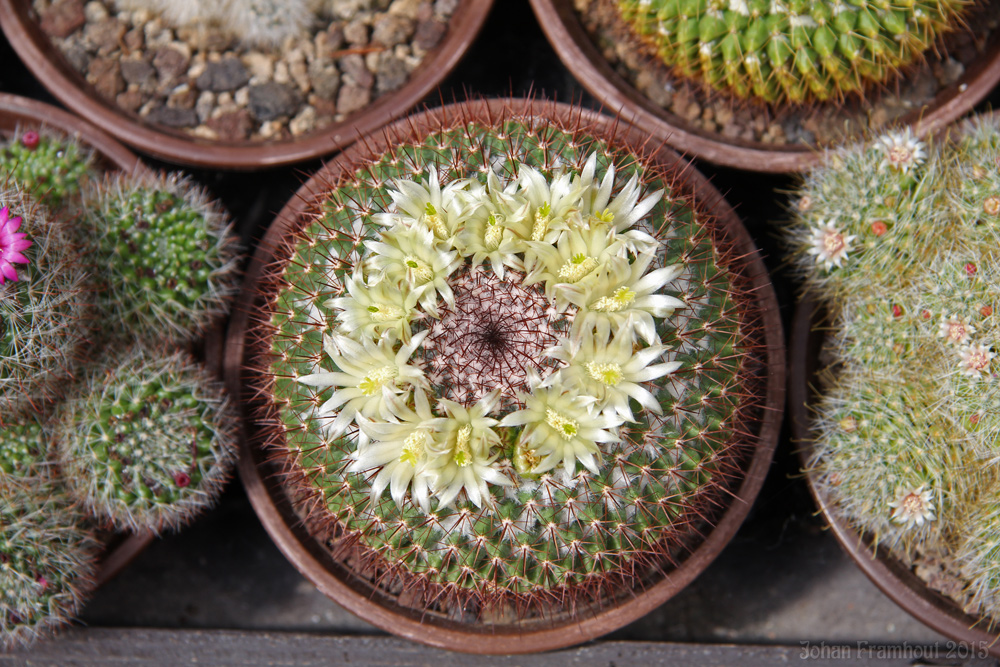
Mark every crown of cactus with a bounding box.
[0,475,99,651]
[52,345,238,534]
[83,172,239,344]
[789,117,1000,622]
[250,102,769,616]
[616,0,971,104]
[0,186,90,420]
[117,0,312,48]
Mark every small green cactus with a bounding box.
[0,476,99,651]
[0,415,51,477]
[250,102,771,616]
[53,345,238,534]
[0,186,90,420]
[83,172,240,344]
[789,117,1000,624]
[0,129,95,211]
[616,0,970,104]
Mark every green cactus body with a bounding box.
[258,108,766,613]
[0,476,98,650]
[616,0,970,104]
[0,131,95,212]
[0,416,50,477]
[790,117,1000,624]
[0,187,90,420]
[84,173,239,344]
[53,346,237,533]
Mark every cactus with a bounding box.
[0,475,99,651]
[615,0,971,104]
[116,0,312,48]
[0,129,95,212]
[83,171,240,344]
[249,102,770,616]
[52,345,238,534]
[0,415,52,478]
[789,117,1000,625]
[0,186,91,420]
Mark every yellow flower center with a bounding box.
[423,203,449,239]
[557,254,598,282]
[366,304,403,322]
[546,408,579,441]
[516,445,540,473]
[591,286,636,313]
[400,430,427,466]
[485,214,503,250]
[586,361,623,386]
[596,208,614,224]
[531,202,551,241]
[359,365,397,395]
[453,426,473,467]
[403,255,434,284]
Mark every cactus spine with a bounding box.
[251,102,770,616]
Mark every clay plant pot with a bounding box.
[0,92,156,583]
[790,298,1000,656]
[528,0,1000,173]
[0,0,494,169]
[225,97,785,653]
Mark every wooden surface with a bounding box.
[4,629,998,666]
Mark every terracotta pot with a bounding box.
[528,0,1000,173]
[0,0,494,170]
[790,299,1000,656]
[225,97,785,653]
[0,92,157,583]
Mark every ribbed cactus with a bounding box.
[53,345,238,534]
[789,117,1000,623]
[0,476,99,651]
[616,0,970,104]
[0,129,95,212]
[251,103,769,615]
[0,186,90,420]
[83,172,239,344]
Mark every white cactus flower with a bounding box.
[888,485,935,528]
[564,251,685,345]
[500,371,622,477]
[326,268,421,343]
[545,325,680,422]
[806,219,856,271]
[297,331,429,438]
[365,225,461,316]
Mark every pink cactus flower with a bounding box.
[0,206,32,284]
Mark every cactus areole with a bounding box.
[233,99,782,652]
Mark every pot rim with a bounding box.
[224,97,785,653]
[527,0,1000,174]
[789,297,1000,655]
[0,0,495,170]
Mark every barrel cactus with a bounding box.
[0,475,99,651]
[616,0,971,104]
[247,101,773,620]
[0,129,95,212]
[52,345,238,534]
[789,116,1000,622]
[83,171,240,344]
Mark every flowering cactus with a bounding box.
[789,116,1000,621]
[249,102,771,617]
[0,187,90,420]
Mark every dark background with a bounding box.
[1,0,989,653]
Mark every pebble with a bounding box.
[195,57,251,92]
[248,81,303,121]
[36,0,457,142]
[40,0,85,39]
